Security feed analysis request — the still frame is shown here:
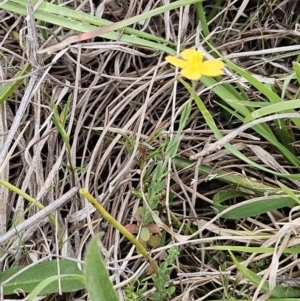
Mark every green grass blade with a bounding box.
[223,58,296,152]
[244,99,300,124]
[211,246,300,254]
[213,190,297,219]
[178,78,300,175]
[217,101,300,167]
[277,181,300,205]
[0,63,31,105]
[2,0,205,55]
[293,62,300,85]
[229,251,300,298]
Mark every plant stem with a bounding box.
[80,188,159,271]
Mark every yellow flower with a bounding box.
[166,49,224,81]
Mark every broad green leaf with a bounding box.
[85,234,119,301]
[213,190,297,219]
[0,259,84,295]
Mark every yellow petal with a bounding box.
[165,55,188,69]
[181,68,202,81]
[199,60,224,77]
[181,49,204,61]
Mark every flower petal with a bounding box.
[181,49,204,61]
[165,55,188,68]
[199,60,224,77]
[181,67,202,81]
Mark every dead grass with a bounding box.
[0,0,300,300]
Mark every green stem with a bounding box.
[0,179,62,237]
[80,188,159,271]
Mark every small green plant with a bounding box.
[81,187,180,300]
[124,281,148,301]
[149,245,179,301]
[125,100,192,248]
[51,96,77,189]
[124,246,179,301]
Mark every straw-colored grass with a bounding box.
[0,0,300,300]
